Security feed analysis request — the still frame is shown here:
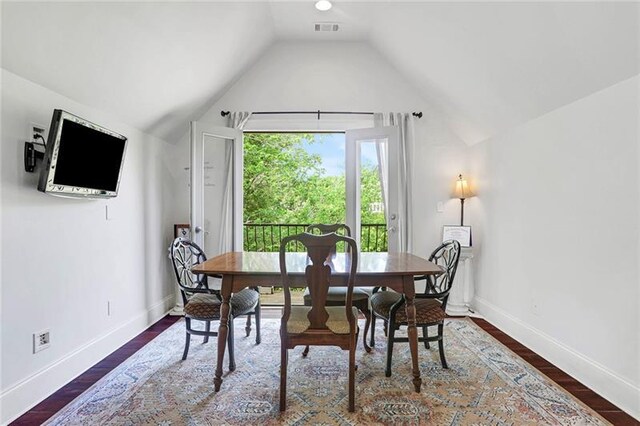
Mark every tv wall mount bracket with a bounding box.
[24,136,46,173]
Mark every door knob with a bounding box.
[390,213,397,220]
[194,226,203,233]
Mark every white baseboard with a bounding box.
[474,296,640,421]
[0,294,175,425]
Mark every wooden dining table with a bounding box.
[191,251,442,393]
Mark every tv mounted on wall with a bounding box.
[38,110,128,199]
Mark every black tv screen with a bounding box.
[38,110,127,198]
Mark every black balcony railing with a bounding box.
[359,223,388,252]
[243,223,388,252]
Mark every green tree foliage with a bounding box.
[359,166,385,224]
[244,133,327,223]
[243,133,387,251]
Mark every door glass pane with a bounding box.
[346,126,398,253]
[360,140,388,252]
[202,134,233,257]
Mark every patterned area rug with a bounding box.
[46,318,608,425]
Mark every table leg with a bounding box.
[214,275,233,392]
[403,275,422,392]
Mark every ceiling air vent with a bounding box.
[314,22,339,32]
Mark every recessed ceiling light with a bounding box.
[315,0,332,12]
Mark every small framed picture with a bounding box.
[442,225,472,247]
[174,224,191,239]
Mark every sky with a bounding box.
[302,133,379,176]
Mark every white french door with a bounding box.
[345,126,400,252]
[190,121,243,256]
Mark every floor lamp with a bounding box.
[453,174,473,226]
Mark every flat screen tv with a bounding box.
[38,110,127,199]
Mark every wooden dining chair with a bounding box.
[369,240,461,377]
[170,237,261,370]
[302,224,372,355]
[279,232,359,412]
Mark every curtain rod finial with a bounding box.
[412,112,423,118]
[221,110,230,117]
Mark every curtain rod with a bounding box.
[220,110,423,119]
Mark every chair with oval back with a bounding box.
[170,237,261,370]
[279,232,359,412]
[369,240,461,377]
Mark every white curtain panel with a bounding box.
[228,111,252,129]
[373,113,389,222]
[218,112,252,254]
[374,113,415,253]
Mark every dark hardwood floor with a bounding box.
[11,311,638,425]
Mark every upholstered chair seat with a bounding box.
[303,287,370,303]
[286,306,360,335]
[370,291,446,325]
[184,288,260,320]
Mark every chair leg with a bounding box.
[385,323,395,377]
[255,301,261,345]
[437,323,448,369]
[383,320,388,337]
[423,326,430,349]
[370,315,376,347]
[354,327,360,371]
[361,304,372,353]
[182,318,192,360]
[348,342,356,412]
[203,321,211,344]
[245,314,252,337]
[300,296,311,357]
[228,317,236,371]
[280,345,288,411]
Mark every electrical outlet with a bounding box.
[28,122,46,144]
[33,329,51,353]
[531,299,540,316]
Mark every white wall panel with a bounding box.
[469,75,640,418]
[0,70,177,423]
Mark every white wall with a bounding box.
[469,75,640,418]
[185,41,469,257]
[0,70,177,423]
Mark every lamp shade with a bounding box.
[453,174,473,199]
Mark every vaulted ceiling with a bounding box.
[2,1,638,145]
